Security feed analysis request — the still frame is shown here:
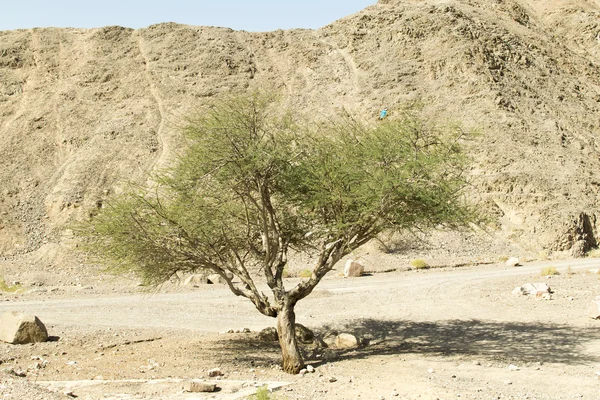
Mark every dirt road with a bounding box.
[2,258,599,332]
[4,258,600,399]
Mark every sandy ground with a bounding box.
[3,258,600,399]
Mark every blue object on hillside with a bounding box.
[379,108,388,119]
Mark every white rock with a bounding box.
[505,257,520,267]
[334,333,359,349]
[306,365,315,373]
[343,259,364,278]
[508,364,520,371]
[512,283,551,297]
[207,274,226,284]
[0,311,48,344]
[183,274,205,287]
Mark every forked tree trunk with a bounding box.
[276,301,304,374]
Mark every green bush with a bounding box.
[297,269,312,278]
[0,278,21,293]
[541,266,559,276]
[410,259,429,269]
[251,386,279,400]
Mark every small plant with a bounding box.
[410,259,429,269]
[541,266,559,276]
[281,267,290,278]
[498,255,509,262]
[297,269,312,278]
[0,277,21,293]
[251,385,279,400]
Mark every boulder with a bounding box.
[343,259,364,277]
[334,333,359,349]
[207,274,224,284]
[258,327,278,342]
[184,380,216,393]
[295,324,315,344]
[505,257,520,267]
[512,283,551,298]
[183,274,206,287]
[258,324,315,344]
[0,311,48,344]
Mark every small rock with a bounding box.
[391,390,399,397]
[258,327,278,342]
[504,380,512,385]
[306,365,315,373]
[0,312,48,344]
[207,368,223,377]
[295,324,315,344]
[184,380,216,393]
[505,257,520,267]
[512,283,551,298]
[343,259,364,277]
[334,333,359,349]
[427,368,435,374]
[207,274,226,284]
[329,377,337,383]
[508,364,520,371]
[299,369,307,375]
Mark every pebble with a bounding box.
[329,377,337,383]
[306,365,315,373]
[207,368,223,377]
[508,364,520,371]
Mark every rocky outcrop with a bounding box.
[1,0,599,265]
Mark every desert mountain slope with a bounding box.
[0,0,599,266]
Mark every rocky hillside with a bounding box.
[1,0,599,268]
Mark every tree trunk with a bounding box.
[276,301,304,374]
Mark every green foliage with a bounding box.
[250,386,281,400]
[541,266,559,276]
[297,269,312,278]
[0,277,21,293]
[410,259,429,269]
[77,90,478,298]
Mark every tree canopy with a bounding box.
[78,92,478,373]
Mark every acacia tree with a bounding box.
[79,92,477,374]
